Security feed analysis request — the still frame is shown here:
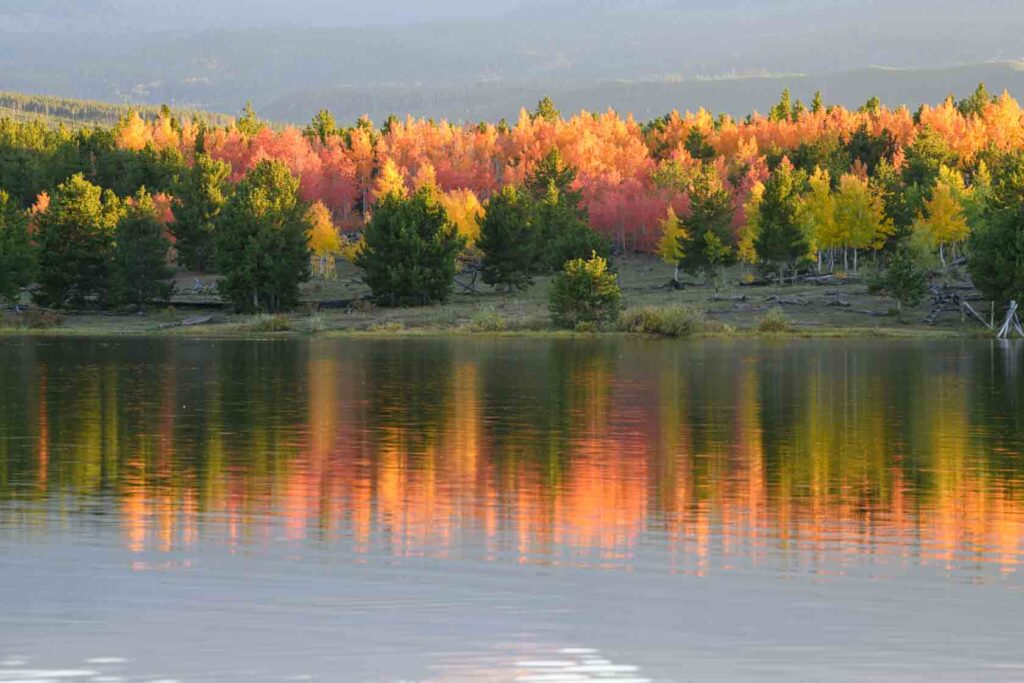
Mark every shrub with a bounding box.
[468,306,508,332]
[617,305,710,338]
[548,252,622,329]
[757,307,792,333]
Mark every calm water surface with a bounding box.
[2,336,1024,682]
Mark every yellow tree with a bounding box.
[913,180,968,266]
[834,173,892,272]
[798,167,836,271]
[738,181,763,266]
[371,158,408,203]
[655,206,686,285]
[439,189,484,246]
[306,201,341,278]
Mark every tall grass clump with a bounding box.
[617,304,712,338]
[757,307,792,333]
[468,306,508,332]
[250,313,291,332]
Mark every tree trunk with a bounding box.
[844,247,849,272]
[853,248,858,272]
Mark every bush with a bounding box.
[757,307,792,333]
[468,306,508,332]
[548,252,622,328]
[617,305,711,338]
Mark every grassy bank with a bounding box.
[0,256,995,340]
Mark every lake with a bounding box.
[1,336,1024,682]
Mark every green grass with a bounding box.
[0,255,994,340]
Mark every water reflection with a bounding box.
[1,337,1024,580]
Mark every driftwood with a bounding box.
[454,264,482,295]
[159,315,218,329]
[711,294,748,302]
[834,307,891,318]
[997,301,1024,339]
[766,295,810,306]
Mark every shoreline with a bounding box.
[0,313,991,342]
[1,255,998,342]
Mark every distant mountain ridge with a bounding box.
[263,62,1024,125]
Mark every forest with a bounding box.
[1,84,1024,324]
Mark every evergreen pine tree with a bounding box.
[215,160,311,312]
[110,188,175,306]
[755,162,810,283]
[355,186,466,306]
[680,166,736,283]
[34,173,121,308]
[478,185,536,291]
[171,153,231,272]
[0,190,35,308]
[882,243,928,321]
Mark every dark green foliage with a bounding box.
[110,188,174,307]
[870,160,916,241]
[532,182,609,273]
[524,149,608,272]
[34,173,122,308]
[0,118,186,207]
[171,153,231,272]
[769,89,793,123]
[843,124,896,176]
[958,82,995,118]
[811,91,825,114]
[548,253,622,329]
[524,148,583,210]
[755,162,810,281]
[532,97,560,123]
[880,243,929,320]
[0,190,35,305]
[902,127,957,190]
[237,101,266,138]
[790,136,851,182]
[680,166,736,280]
[684,128,716,162]
[215,160,311,313]
[304,109,338,144]
[968,153,1024,305]
[859,96,882,115]
[478,185,536,291]
[356,186,466,307]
